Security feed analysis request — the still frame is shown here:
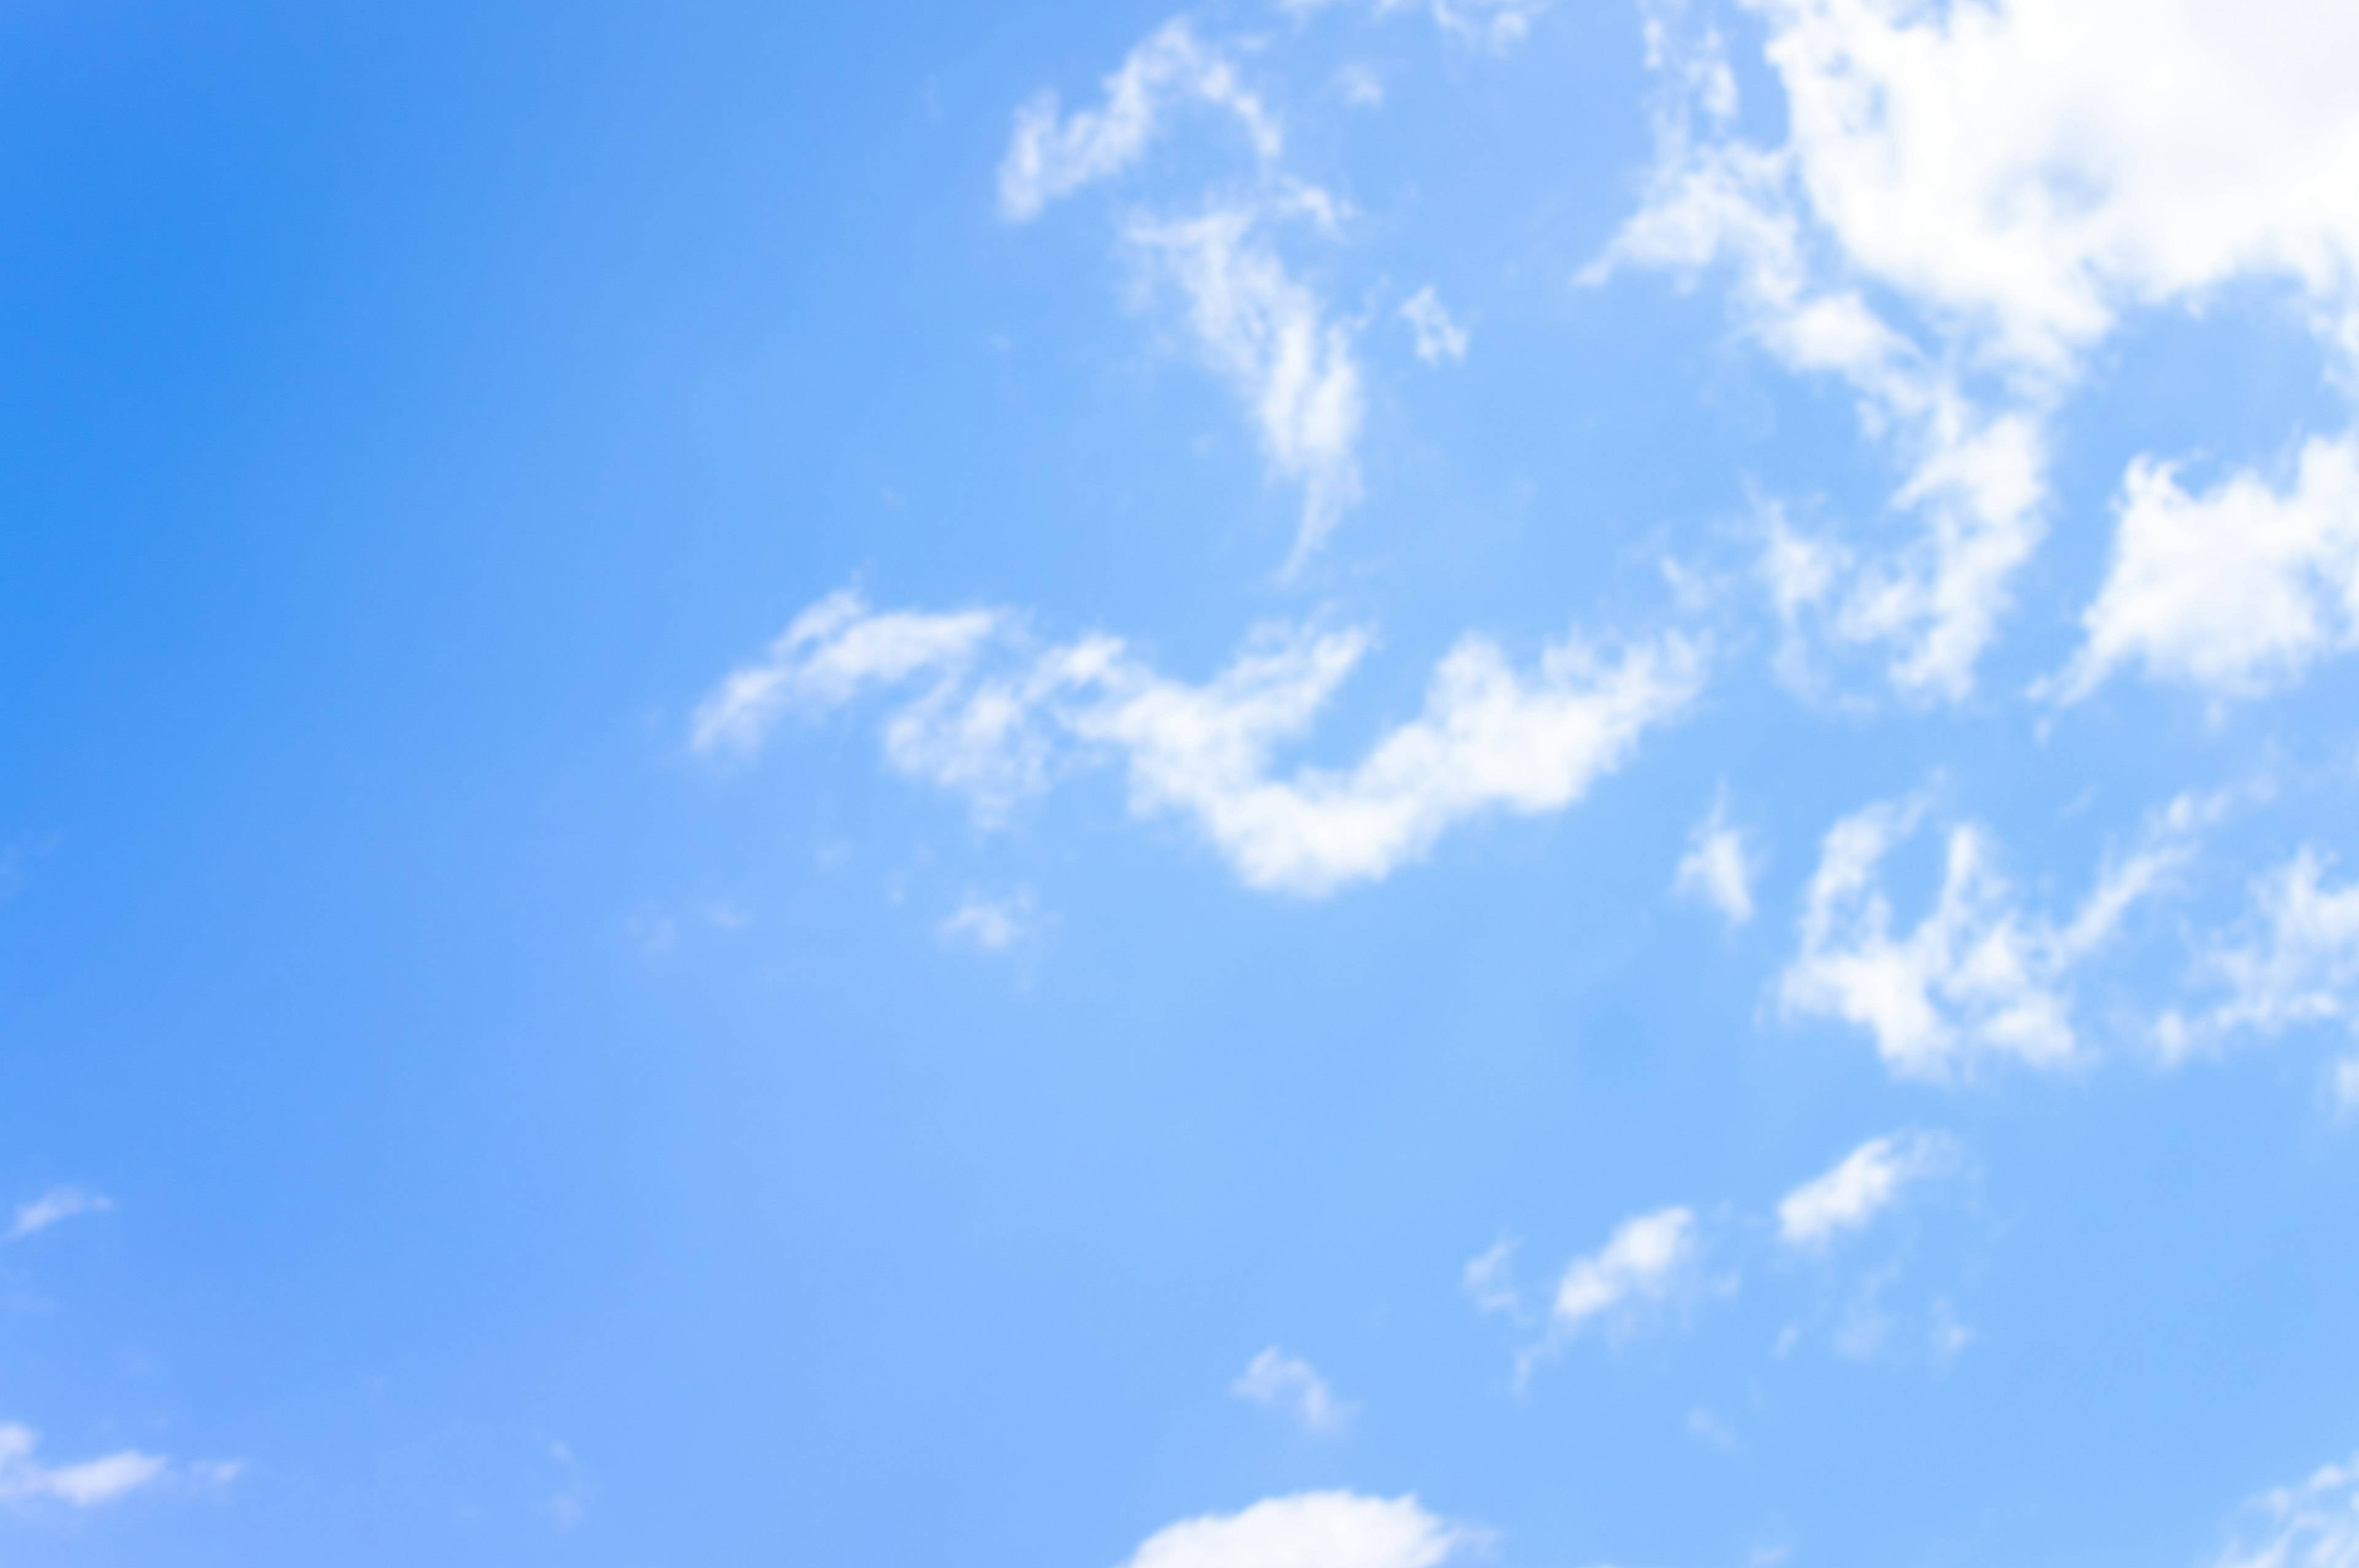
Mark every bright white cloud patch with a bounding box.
[1675,794,1758,926]
[2217,1450,2359,1568]
[696,591,1702,898]
[1232,1348,1352,1435]
[1780,792,2206,1081]
[0,1427,170,1509]
[1121,1493,1477,1568]
[1607,0,2359,700]
[2162,849,2359,1063]
[1399,286,1469,366]
[997,20,1280,222]
[1777,1131,1957,1252]
[6,1187,112,1242]
[1127,200,1367,568]
[1550,1205,1699,1340]
[2054,437,2359,701]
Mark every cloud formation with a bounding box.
[0,1427,234,1510]
[1126,199,1367,569]
[1399,285,1469,366]
[1232,1348,1353,1435]
[6,1187,112,1243]
[1675,793,1758,926]
[2162,849,2359,1063]
[1777,1131,1957,1252]
[1606,0,2359,700]
[1119,1492,1477,1568]
[2054,437,2359,701]
[696,590,1702,897]
[997,21,1280,223]
[2217,1449,2359,1568]
[1779,792,2205,1080]
[1549,1205,1700,1342]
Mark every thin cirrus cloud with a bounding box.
[1398,284,1469,366]
[1281,0,1556,53]
[2215,1450,2359,1568]
[2159,848,2359,1063]
[998,18,1369,572]
[1673,792,1758,927]
[1493,1206,1704,1377]
[1598,0,2359,703]
[693,590,1704,898]
[1777,1132,1959,1253]
[1118,1491,1479,1568]
[1231,1347,1353,1435]
[939,888,1043,953]
[1778,790,2210,1082]
[0,1426,238,1510]
[6,1187,112,1243]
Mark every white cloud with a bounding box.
[997,20,1281,223]
[939,888,1042,953]
[2161,849,2359,1062]
[697,591,1703,898]
[1550,1205,1699,1340]
[1779,791,2206,1080]
[1121,1492,1478,1568]
[1777,1131,1957,1252]
[0,1426,238,1510]
[2052,436,2359,701]
[6,1187,112,1243]
[1127,200,1367,569]
[2333,1057,2359,1122]
[1232,1348,1353,1435]
[1603,0,2359,700]
[2217,1451,2359,1568]
[1399,285,1469,365]
[1461,1236,1525,1317]
[1675,793,1759,926]
[1283,0,1554,53]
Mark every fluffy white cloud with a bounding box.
[1121,1492,1477,1568]
[1605,0,2359,700]
[2218,1450,2359,1568]
[2052,437,2359,701]
[1779,792,2205,1080]
[1232,1348,1353,1435]
[2161,849,2359,1062]
[1399,285,1469,366]
[1127,200,1367,569]
[6,1187,111,1243]
[696,591,1702,897]
[1675,793,1759,926]
[1551,1206,1699,1340]
[1777,1131,1957,1251]
[997,20,1280,223]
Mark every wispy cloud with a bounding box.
[996,20,1280,223]
[1119,1491,1479,1568]
[696,591,1702,897]
[1284,0,1555,53]
[6,1188,112,1244]
[2216,1449,2359,1568]
[1779,792,2209,1081]
[939,888,1042,953]
[1126,198,1367,569]
[0,1426,235,1510]
[1398,285,1468,367]
[2161,848,2359,1063]
[1674,792,1758,926]
[1232,1348,1353,1435]
[1777,1132,1958,1252]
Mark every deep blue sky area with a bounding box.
[4,2,2359,1566]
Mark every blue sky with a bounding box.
[6,1,2359,1564]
